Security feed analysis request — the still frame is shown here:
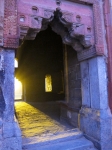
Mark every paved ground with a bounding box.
[15,101,74,138]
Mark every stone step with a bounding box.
[22,128,97,150]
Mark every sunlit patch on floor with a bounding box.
[15,102,72,138]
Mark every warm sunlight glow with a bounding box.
[15,77,22,99]
[15,59,18,68]
[45,75,52,92]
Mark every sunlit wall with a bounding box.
[15,58,18,68]
[15,77,22,100]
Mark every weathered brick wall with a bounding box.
[0,0,4,46]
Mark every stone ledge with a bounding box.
[57,101,80,113]
[58,101,80,127]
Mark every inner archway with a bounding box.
[16,26,65,102]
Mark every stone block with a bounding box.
[69,88,81,100]
[68,66,76,73]
[68,71,76,81]
[2,50,15,122]
[3,122,15,138]
[0,141,2,149]
[97,57,108,109]
[60,107,67,120]
[68,79,81,90]
[89,57,108,109]
[2,137,22,150]
[80,60,90,107]
[100,118,112,142]
[73,99,81,107]
[70,112,79,127]
[76,71,81,79]
[89,57,100,109]
[80,107,112,150]
[80,107,100,141]
[68,80,76,89]
[74,89,82,98]
[74,80,81,88]
[14,121,22,137]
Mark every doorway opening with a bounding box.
[16,26,65,102]
[14,58,23,100]
[15,26,82,138]
[14,77,23,100]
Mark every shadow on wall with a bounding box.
[0,86,5,116]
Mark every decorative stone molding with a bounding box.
[72,40,84,52]
[41,9,54,31]
[19,26,29,40]
[18,7,54,40]
[44,9,54,20]
[58,11,73,26]
[19,16,43,40]
[62,0,105,61]
[80,35,93,48]
[3,0,105,61]
[69,25,93,48]
[62,34,73,45]
[50,8,93,53]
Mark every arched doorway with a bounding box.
[1,0,112,150]
[15,25,82,129]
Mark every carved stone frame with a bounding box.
[71,0,105,61]
[3,0,105,62]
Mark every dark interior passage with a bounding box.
[15,25,82,129]
[16,26,65,102]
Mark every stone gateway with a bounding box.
[0,0,112,150]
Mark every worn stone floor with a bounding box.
[15,101,74,138]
